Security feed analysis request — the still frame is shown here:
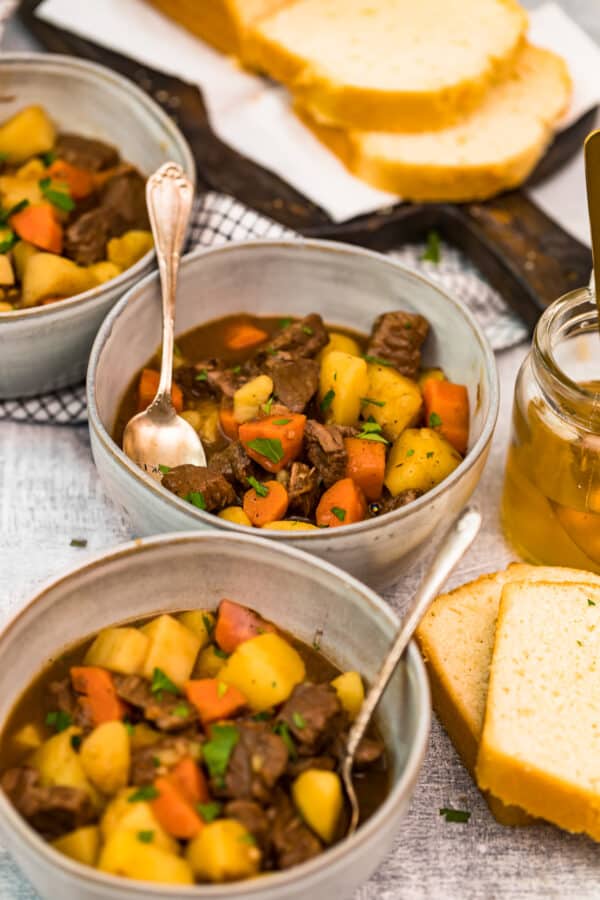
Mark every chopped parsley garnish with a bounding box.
[195,370,208,382]
[239,832,257,845]
[41,150,56,166]
[45,710,72,733]
[247,437,284,465]
[39,177,75,212]
[588,598,596,607]
[361,397,385,408]
[363,354,392,367]
[137,830,154,844]
[252,711,272,722]
[356,421,389,444]
[232,365,242,374]
[197,802,222,823]
[70,538,87,548]
[173,703,191,718]
[203,724,239,781]
[158,464,171,474]
[214,647,230,659]
[151,667,181,696]
[429,412,443,428]
[1,199,29,224]
[274,722,297,759]
[577,640,583,647]
[279,317,292,329]
[248,476,269,497]
[292,712,306,730]
[406,449,415,458]
[124,720,135,736]
[273,418,291,425]
[152,756,161,768]
[0,151,7,162]
[184,491,207,510]
[128,785,159,803]
[70,734,82,751]
[439,807,470,823]
[331,506,346,522]
[426,451,435,458]
[262,396,274,415]
[202,614,215,637]
[321,389,335,412]
[422,230,441,263]
[0,230,16,253]
[217,681,228,699]
[302,325,313,336]
[173,342,183,358]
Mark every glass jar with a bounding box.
[502,287,600,573]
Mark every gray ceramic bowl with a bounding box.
[0,531,429,900]
[88,240,498,589]
[0,53,195,399]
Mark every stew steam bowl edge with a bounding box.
[88,239,498,589]
[0,53,195,398]
[0,531,430,900]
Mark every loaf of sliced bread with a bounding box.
[477,581,600,839]
[299,43,571,202]
[416,564,600,824]
[246,0,528,132]
[146,0,290,57]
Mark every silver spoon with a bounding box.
[342,506,481,836]
[123,162,206,475]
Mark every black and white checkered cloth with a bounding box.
[0,192,525,426]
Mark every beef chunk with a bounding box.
[48,679,93,731]
[161,465,236,511]
[208,441,255,489]
[223,723,288,802]
[173,366,214,404]
[287,755,336,778]
[261,314,328,360]
[369,489,422,517]
[264,355,319,412]
[54,133,120,171]
[64,208,111,266]
[225,800,270,846]
[130,735,203,785]
[304,420,348,488]
[288,462,320,518]
[269,790,323,869]
[278,683,345,754]
[113,675,198,732]
[1,767,94,840]
[366,311,429,379]
[100,171,150,234]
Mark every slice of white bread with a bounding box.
[477,581,600,840]
[246,0,528,132]
[416,565,600,824]
[146,0,291,57]
[299,43,571,202]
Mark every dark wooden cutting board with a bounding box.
[19,0,594,331]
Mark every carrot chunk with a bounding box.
[169,756,210,806]
[239,414,306,473]
[215,599,276,653]
[422,380,470,455]
[219,404,239,441]
[316,478,367,528]
[225,322,268,350]
[185,679,247,725]
[11,202,63,254]
[48,160,95,199]
[151,776,203,839]
[137,368,183,414]
[70,666,126,726]
[344,437,386,501]
[243,480,289,527]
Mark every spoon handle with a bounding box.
[146,162,194,409]
[344,507,481,763]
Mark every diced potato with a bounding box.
[52,825,100,867]
[12,240,38,281]
[218,506,253,527]
[219,633,305,712]
[331,671,364,721]
[0,255,14,286]
[319,331,361,361]
[106,230,154,270]
[233,375,273,424]
[87,261,122,286]
[186,819,261,883]
[177,610,215,649]
[384,427,462,497]
[99,829,193,884]
[0,176,43,210]
[128,723,161,750]
[319,351,369,426]
[80,722,130,796]
[84,627,150,675]
[0,106,55,163]
[193,645,225,679]
[101,788,179,854]
[0,300,13,312]
[362,363,422,440]
[292,769,343,843]
[418,367,446,389]
[22,254,92,307]
[141,615,201,687]
[30,728,99,805]
[262,520,319,531]
[16,158,46,180]
[181,399,220,445]
[12,722,44,753]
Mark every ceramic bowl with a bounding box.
[0,53,195,399]
[0,531,430,900]
[88,240,499,589]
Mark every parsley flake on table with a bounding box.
[321,389,335,412]
[429,412,443,428]
[247,437,284,465]
[70,538,88,548]
[45,710,72,733]
[331,506,346,522]
[248,476,269,497]
[128,785,159,803]
[184,491,207,510]
[203,724,239,781]
[197,802,222,823]
[151,667,181,696]
[422,230,441,263]
[439,807,470,823]
[588,598,596,607]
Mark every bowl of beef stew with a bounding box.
[0,532,430,900]
[0,54,194,398]
[89,240,498,588]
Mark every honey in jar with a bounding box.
[502,288,600,573]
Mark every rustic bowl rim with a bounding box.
[0,530,431,896]
[88,238,499,540]
[0,51,195,321]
